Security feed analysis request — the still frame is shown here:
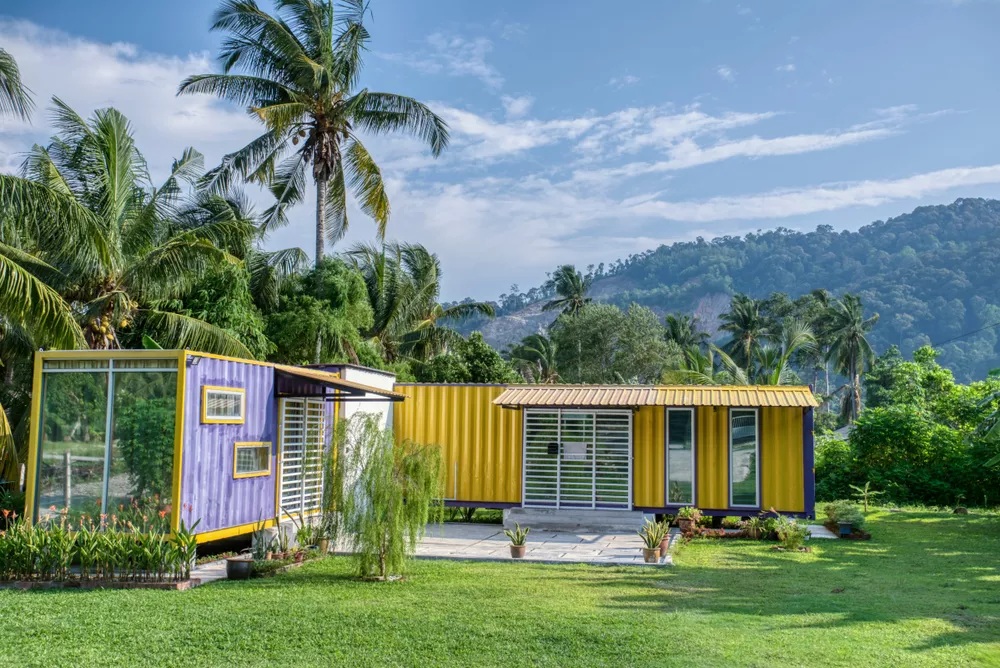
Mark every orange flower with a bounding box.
[158,510,167,518]
[49,505,57,511]
[2,509,9,518]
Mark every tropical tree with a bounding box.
[508,333,559,383]
[823,293,879,423]
[542,264,592,316]
[348,241,493,361]
[178,0,449,264]
[665,346,732,385]
[718,294,770,371]
[0,99,252,357]
[0,47,33,120]
[664,312,710,349]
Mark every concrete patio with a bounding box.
[409,522,675,566]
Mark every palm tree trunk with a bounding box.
[314,173,329,364]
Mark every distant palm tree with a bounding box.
[755,319,817,385]
[664,312,709,349]
[665,346,732,385]
[179,0,449,264]
[0,48,33,120]
[719,294,770,371]
[823,293,879,422]
[348,241,493,361]
[542,265,592,316]
[508,333,559,383]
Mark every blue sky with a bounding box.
[3,1,1000,299]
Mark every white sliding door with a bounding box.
[279,398,326,516]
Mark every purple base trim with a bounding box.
[634,506,813,519]
[442,500,519,509]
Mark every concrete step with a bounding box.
[503,507,647,533]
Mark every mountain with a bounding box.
[456,198,1000,382]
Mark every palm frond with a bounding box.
[344,136,388,236]
[141,309,252,358]
[0,48,33,120]
[0,244,85,349]
[351,91,450,156]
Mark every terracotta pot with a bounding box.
[658,536,670,555]
[642,547,660,563]
[294,551,305,563]
[317,539,330,553]
[677,519,695,532]
[510,544,527,559]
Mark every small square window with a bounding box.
[234,442,271,478]
[202,386,245,424]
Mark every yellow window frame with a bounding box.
[202,385,246,424]
[233,442,272,479]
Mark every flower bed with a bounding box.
[0,512,199,588]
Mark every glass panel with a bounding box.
[43,359,109,370]
[206,390,242,420]
[236,445,270,475]
[730,409,758,506]
[107,371,177,531]
[666,410,693,505]
[114,359,177,370]
[35,371,109,523]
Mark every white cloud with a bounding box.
[608,74,640,89]
[0,20,257,180]
[434,106,600,160]
[498,22,528,41]
[716,66,736,82]
[776,63,796,72]
[377,33,503,90]
[628,165,1000,222]
[500,94,534,119]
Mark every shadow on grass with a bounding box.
[570,511,1000,654]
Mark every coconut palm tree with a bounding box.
[664,312,709,349]
[508,333,559,383]
[719,294,770,371]
[823,293,879,422]
[0,99,251,356]
[178,0,449,264]
[348,241,494,361]
[542,265,593,316]
[0,48,33,120]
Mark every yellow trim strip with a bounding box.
[185,350,275,368]
[233,442,272,479]
[195,518,276,544]
[24,353,44,525]
[201,385,246,424]
[171,350,186,533]
[36,349,184,360]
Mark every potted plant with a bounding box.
[676,507,702,533]
[226,554,253,580]
[657,520,671,555]
[743,517,764,539]
[638,520,663,563]
[504,523,530,558]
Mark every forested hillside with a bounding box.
[461,198,1000,381]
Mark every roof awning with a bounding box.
[273,365,407,402]
[493,385,818,408]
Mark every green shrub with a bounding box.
[775,514,811,550]
[676,506,701,521]
[823,500,866,530]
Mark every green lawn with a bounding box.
[1,510,998,667]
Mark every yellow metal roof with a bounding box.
[273,364,408,401]
[493,385,818,408]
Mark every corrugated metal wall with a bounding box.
[633,407,664,507]
[181,356,277,533]
[762,407,804,512]
[393,384,521,504]
[696,406,730,509]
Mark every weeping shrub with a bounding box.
[329,414,442,580]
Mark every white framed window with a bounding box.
[233,442,271,478]
[665,408,695,505]
[729,408,760,508]
[202,386,245,424]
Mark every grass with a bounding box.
[1,509,998,667]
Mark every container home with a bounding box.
[24,350,402,542]
[393,384,818,518]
